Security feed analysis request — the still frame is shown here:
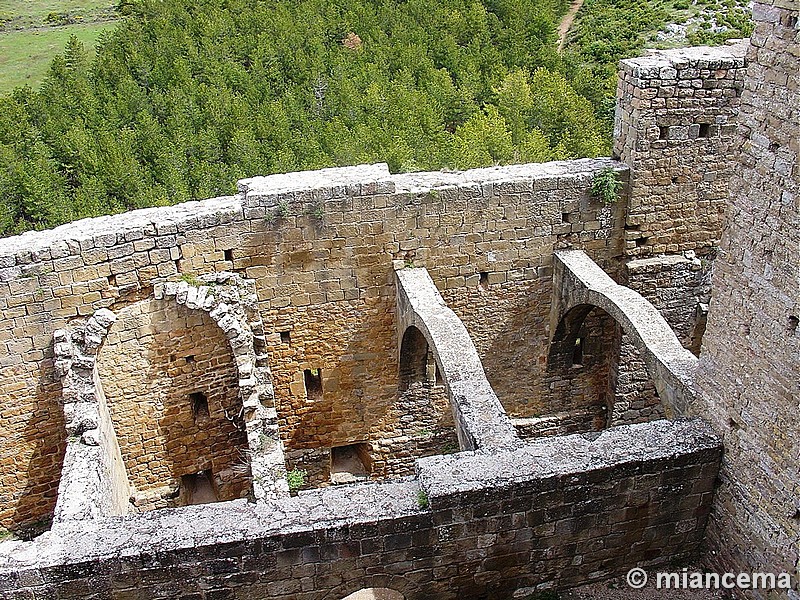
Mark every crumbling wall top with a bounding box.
[620,40,748,77]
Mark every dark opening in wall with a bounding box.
[435,363,444,387]
[479,271,489,290]
[107,274,116,288]
[280,331,291,345]
[224,249,234,262]
[572,337,584,366]
[185,354,195,364]
[190,391,209,422]
[399,326,429,392]
[304,369,323,401]
[180,470,218,505]
[330,443,371,484]
[698,123,711,138]
[636,236,649,247]
[787,14,798,28]
[788,315,798,332]
[659,126,669,140]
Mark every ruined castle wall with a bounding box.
[695,0,800,583]
[0,160,628,529]
[614,43,747,257]
[96,299,250,508]
[0,420,722,600]
[0,43,752,528]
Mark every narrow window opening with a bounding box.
[435,363,444,387]
[107,274,116,287]
[304,368,323,401]
[479,271,489,290]
[659,126,669,140]
[190,391,209,422]
[636,236,649,247]
[788,315,799,332]
[572,337,584,366]
[280,331,292,345]
[224,249,234,262]
[698,123,711,138]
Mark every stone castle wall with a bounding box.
[0,159,632,530]
[0,420,721,600]
[695,0,800,589]
[1,27,787,599]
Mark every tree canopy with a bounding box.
[0,0,616,235]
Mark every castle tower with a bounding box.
[697,0,799,582]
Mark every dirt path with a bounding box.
[557,0,585,50]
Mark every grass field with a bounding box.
[0,0,116,94]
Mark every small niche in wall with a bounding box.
[788,315,799,332]
[180,470,218,505]
[572,337,584,366]
[224,249,234,262]
[698,123,711,138]
[659,126,669,140]
[185,354,195,364]
[280,331,292,345]
[190,391,209,422]
[304,369,323,401]
[479,272,489,290]
[787,14,798,28]
[330,443,371,484]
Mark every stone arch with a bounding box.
[550,250,698,418]
[544,301,668,433]
[52,273,287,524]
[341,589,406,600]
[97,298,251,510]
[323,575,421,600]
[394,267,519,452]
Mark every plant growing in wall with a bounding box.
[590,167,623,205]
[286,468,307,495]
[416,489,429,509]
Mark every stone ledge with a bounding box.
[416,418,720,504]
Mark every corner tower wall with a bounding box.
[696,0,800,583]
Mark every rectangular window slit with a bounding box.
[658,126,669,140]
[479,272,489,290]
[572,337,584,366]
[190,391,209,422]
[224,249,234,262]
[304,369,323,401]
[698,123,710,138]
[280,331,291,345]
